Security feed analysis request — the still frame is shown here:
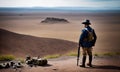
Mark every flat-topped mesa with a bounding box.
[41,17,69,24]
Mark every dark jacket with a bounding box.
[79,26,97,48]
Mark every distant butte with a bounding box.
[41,17,69,24]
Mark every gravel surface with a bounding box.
[0,56,120,72]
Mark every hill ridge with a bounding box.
[0,28,77,57]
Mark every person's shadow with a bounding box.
[89,65,120,70]
[41,64,52,67]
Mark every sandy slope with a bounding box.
[0,28,77,57]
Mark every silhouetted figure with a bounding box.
[79,19,97,67]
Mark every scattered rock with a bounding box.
[0,61,23,69]
[25,56,48,67]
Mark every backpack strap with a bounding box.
[84,28,94,41]
[84,28,94,33]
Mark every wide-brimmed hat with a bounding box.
[82,19,91,25]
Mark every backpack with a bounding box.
[85,28,94,42]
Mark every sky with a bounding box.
[0,0,120,8]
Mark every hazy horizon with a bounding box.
[0,7,120,14]
[0,0,120,8]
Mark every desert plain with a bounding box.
[0,11,120,72]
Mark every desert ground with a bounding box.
[0,11,120,72]
[0,56,120,72]
[0,12,120,54]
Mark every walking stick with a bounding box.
[77,46,80,66]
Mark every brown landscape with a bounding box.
[0,11,120,72]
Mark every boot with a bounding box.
[87,55,93,67]
[80,56,86,67]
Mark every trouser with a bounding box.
[81,47,92,66]
[82,47,92,56]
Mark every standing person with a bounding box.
[79,19,97,67]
